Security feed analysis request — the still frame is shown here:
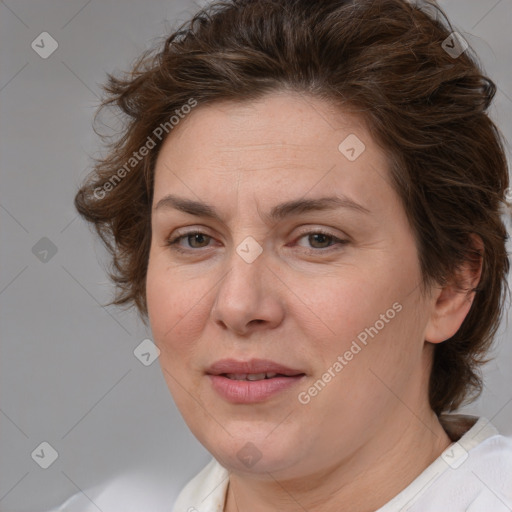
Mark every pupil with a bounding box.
[311,233,329,248]
[190,234,207,247]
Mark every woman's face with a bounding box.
[146,91,436,479]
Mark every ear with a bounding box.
[424,234,483,344]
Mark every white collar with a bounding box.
[171,414,499,512]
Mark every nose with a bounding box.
[210,244,285,336]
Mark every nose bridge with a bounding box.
[211,235,280,333]
[218,234,266,304]
[208,172,287,331]
[221,184,267,284]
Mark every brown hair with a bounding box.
[75,0,510,415]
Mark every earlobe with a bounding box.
[424,235,483,344]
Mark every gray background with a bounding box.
[1,1,511,511]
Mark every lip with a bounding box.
[206,358,305,377]
[208,374,306,403]
[206,358,306,404]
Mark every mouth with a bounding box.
[221,372,303,381]
[206,358,306,377]
[206,358,306,403]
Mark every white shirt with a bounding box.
[171,415,512,512]
[47,414,512,511]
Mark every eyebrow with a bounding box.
[153,193,370,223]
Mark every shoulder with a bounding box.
[379,416,512,512]
[423,428,512,512]
[44,469,183,512]
[420,416,512,511]
[171,457,230,512]
[447,415,512,475]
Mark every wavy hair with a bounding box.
[75,0,510,415]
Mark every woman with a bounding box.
[72,0,512,510]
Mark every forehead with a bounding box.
[158,92,375,159]
[152,91,392,209]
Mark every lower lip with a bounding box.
[208,374,305,404]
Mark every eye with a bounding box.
[165,231,214,253]
[166,228,348,255]
[292,229,348,253]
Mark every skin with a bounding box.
[146,90,481,512]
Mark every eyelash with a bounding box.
[164,229,348,255]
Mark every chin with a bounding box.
[203,427,306,476]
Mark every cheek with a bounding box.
[305,270,398,349]
[146,258,210,412]
[318,290,426,407]
[301,256,422,389]
[146,254,203,360]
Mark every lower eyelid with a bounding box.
[166,232,214,250]
[294,232,345,248]
[166,231,348,251]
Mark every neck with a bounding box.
[224,409,452,512]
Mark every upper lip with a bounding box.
[206,358,305,376]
